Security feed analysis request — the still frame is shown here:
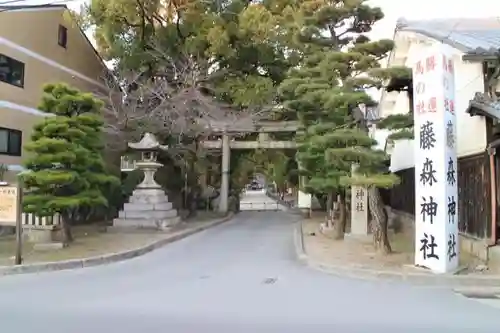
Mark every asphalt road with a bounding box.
[0,210,499,332]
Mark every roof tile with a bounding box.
[397,17,500,53]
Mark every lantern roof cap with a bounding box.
[128,133,168,151]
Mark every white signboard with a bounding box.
[297,191,311,208]
[413,45,459,273]
[0,186,18,226]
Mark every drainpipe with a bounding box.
[487,146,497,246]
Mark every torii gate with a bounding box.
[120,120,308,214]
[200,121,302,213]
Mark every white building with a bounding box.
[377,17,500,254]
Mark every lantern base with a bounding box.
[136,161,162,189]
[113,188,180,230]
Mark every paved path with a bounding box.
[239,189,287,211]
[0,212,499,332]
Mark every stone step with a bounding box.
[118,209,178,219]
[123,202,173,211]
[129,194,170,204]
[132,188,167,196]
[112,216,181,230]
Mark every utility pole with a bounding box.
[183,157,188,208]
[14,179,23,265]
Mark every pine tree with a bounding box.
[376,71,414,142]
[279,52,388,240]
[22,83,119,243]
[85,0,299,199]
[85,0,293,107]
[279,0,409,251]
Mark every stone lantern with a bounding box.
[113,133,179,230]
[128,133,168,189]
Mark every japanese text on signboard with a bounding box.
[0,186,18,225]
[414,51,458,271]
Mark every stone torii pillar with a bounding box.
[295,158,311,216]
[218,133,230,213]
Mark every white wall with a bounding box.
[389,140,415,172]
[380,31,487,172]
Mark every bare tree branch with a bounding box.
[96,40,275,157]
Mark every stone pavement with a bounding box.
[0,211,500,333]
[295,221,500,294]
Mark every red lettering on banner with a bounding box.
[444,98,455,114]
[415,61,424,75]
[449,99,455,114]
[426,56,436,72]
[415,100,425,114]
[442,55,454,73]
[427,97,437,113]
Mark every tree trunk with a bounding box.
[326,192,334,228]
[60,216,73,244]
[367,186,391,254]
[333,192,346,240]
[186,188,199,218]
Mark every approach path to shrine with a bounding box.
[0,211,498,332]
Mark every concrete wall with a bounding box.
[390,208,490,262]
[0,6,108,174]
[0,7,105,80]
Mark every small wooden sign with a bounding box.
[0,185,18,225]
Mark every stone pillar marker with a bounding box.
[350,189,369,235]
[349,164,369,236]
[218,133,230,213]
[295,159,311,215]
[113,133,180,230]
[413,45,459,273]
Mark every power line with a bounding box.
[0,0,80,5]
[0,0,31,5]
[0,0,82,13]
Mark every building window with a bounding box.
[0,54,24,88]
[0,127,22,156]
[58,25,68,48]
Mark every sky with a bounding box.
[14,0,500,41]
[12,0,500,144]
[368,0,500,39]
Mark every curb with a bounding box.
[0,213,234,276]
[294,221,308,263]
[294,222,500,294]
